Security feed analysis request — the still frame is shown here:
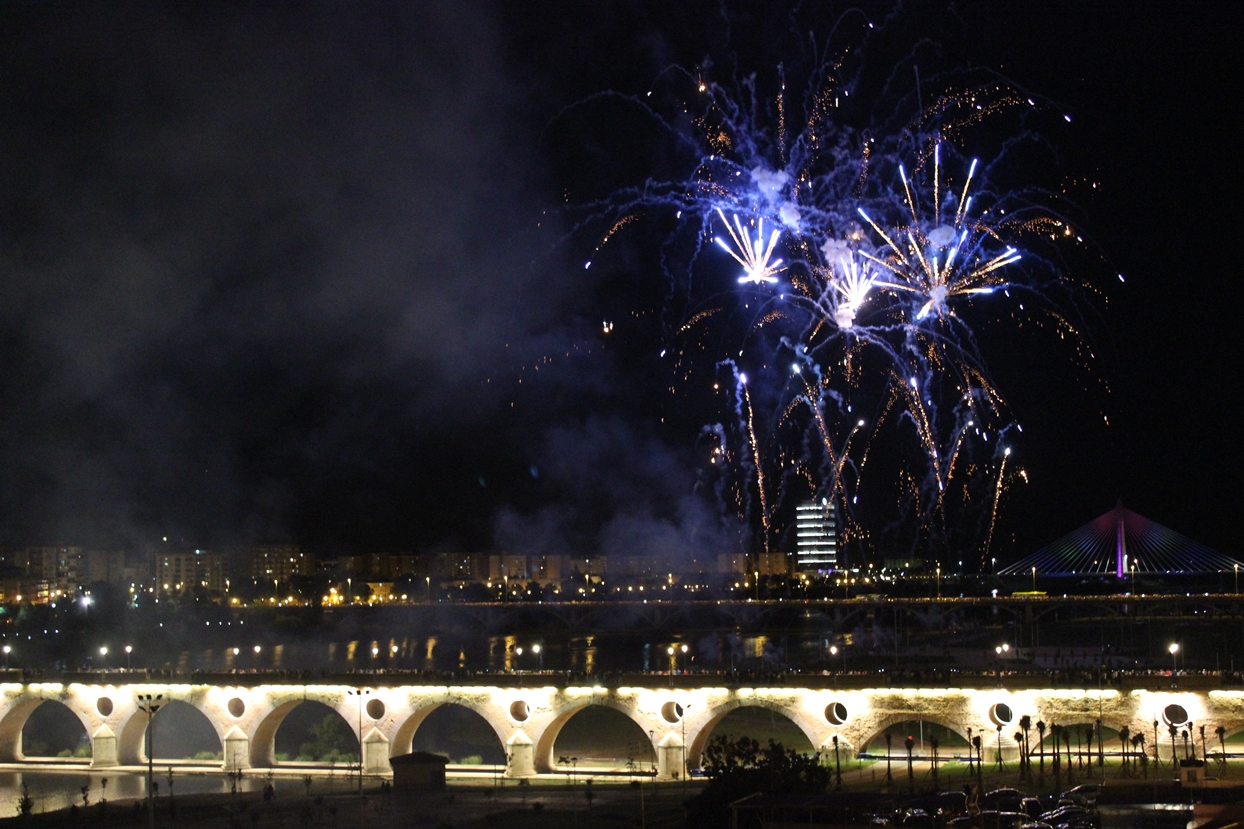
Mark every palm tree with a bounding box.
[1014,731,1025,782]
[1133,733,1147,779]
[1216,726,1228,774]
[1037,721,1047,775]
[1050,724,1061,772]
[885,733,893,784]
[966,727,974,775]
[1019,715,1032,778]
[905,735,915,794]
[1200,725,1207,763]
[1086,723,1097,777]
[1169,724,1179,771]
[1096,717,1105,769]
[1120,726,1131,775]
[931,736,940,784]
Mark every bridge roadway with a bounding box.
[332,593,1244,633]
[3,670,1241,779]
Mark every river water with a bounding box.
[0,767,283,818]
[173,632,830,674]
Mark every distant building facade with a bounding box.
[794,498,838,574]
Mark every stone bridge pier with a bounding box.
[5,680,1244,779]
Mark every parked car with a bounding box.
[983,788,1025,813]
[938,791,968,817]
[1039,801,1089,821]
[1059,784,1100,807]
[1053,815,1099,829]
[973,810,1028,829]
[901,808,933,828]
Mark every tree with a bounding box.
[1062,729,1073,784]
[688,736,830,829]
[1037,721,1046,775]
[1018,716,1032,778]
[1169,724,1179,770]
[1132,733,1147,779]
[1119,726,1131,775]
[1216,726,1228,773]
[298,715,356,763]
[905,736,915,794]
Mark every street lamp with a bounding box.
[1170,643,1179,674]
[680,644,689,674]
[667,646,675,675]
[137,693,163,829]
[936,565,941,600]
[3,645,10,669]
[99,646,108,667]
[1235,563,1239,595]
[125,645,133,670]
[347,689,370,793]
[532,644,543,671]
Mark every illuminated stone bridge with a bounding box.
[2,674,1241,778]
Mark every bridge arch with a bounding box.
[534,698,656,773]
[686,700,822,765]
[116,696,226,765]
[857,715,970,759]
[249,695,357,768]
[0,696,93,762]
[391,700,508,760]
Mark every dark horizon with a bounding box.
[1,1,1239,566]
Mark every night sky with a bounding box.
[0,1,1239,564]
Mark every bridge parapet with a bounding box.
[3,669,1233,693]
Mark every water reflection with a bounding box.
[180,630,829,674]
[0,769,267,816]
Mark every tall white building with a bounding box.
[795,498,838,573]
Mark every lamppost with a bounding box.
[137,693,163,829]
[125,645,133,670]
[680,644,688,674]
[936,565,941,600]
[99,646,108,668]
[347,689,370,793]
[666,646,675,675]
[1235,564,1239,595]
[1032,566,1037,592]
[532,644,543,671]
[2,645,10,669]
[1170,643,1179,674]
